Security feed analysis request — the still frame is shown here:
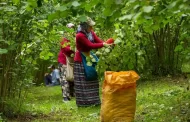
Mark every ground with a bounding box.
[6,77,190,122]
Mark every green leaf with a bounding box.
[103,8,112,16]
[0,2,7,5]
[152,24,160,31]
[78,15,87,22]
[128,62,134,69]
[119,14,133,21]
[168,1,177,9]
[0,48,8,54]
[174,45,183,52]
[60,11,68,17]
[143,25,153,34]
[48,12,59,21]
[26,4,33,11]
[115,0,123,4]
[47,52,54,57]
[137,50,143,56]
[144,16,152,20]
[40,51,51,60]
[8,43,18,50]
[133,12,142,21]
[0,39,9,44]
[84,4,92,11]
[56,5,67,11]
[87,62,92,66]
[44,0,48,3]
[104,0,114,7]
[43,55,49,60]
[105,48,110,53]
[72,1,80,7]
[0,19,4,24]
[129,0,136,3]
[134,5,140,10]
[114,38,122,44]
[13,0,20,4]
[143,6,153,13]
[26,0,37,10]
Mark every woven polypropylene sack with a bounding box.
[100,71,140,122]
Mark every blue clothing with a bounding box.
[44,74,52,85]
[51,69,60,85]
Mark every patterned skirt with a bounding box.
[74,62,101,107]
[58,64,70,98]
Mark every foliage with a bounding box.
[0,0,64,114]
[0,0,189,117]
[95,0,190,76]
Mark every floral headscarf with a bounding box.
[77,24,94,43]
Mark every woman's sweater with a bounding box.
[74,31,104,62]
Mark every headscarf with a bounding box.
[77,23,94,43]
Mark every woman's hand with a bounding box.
[103,42,113,47]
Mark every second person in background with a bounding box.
[58,23,75,102]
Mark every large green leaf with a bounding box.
[133,12,142,22]
[47,52,54,57]
[78,15,87,22]
[128,62,134,69]
[104,0,114,7]
[72,1,80,7]
[174,45,183,52]
[143,26,153,34]
[0,19,4,24]
[26,0,37,11]
[0,48,8,54]
[119,14,133,21]
[84,4,93,11]
[152,24,160,31]
[60,11,69,17]
[56,5,67,11]
[103,8,112,16]
[13,0,20,4]
[168,1,177,9]
[143,6,153,13]
[48,12,59,21]
[115,0,123,5]
[114,38,122,44]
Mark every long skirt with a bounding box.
[74,62,101,107]
[59,64,70,98]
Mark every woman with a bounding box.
[58,23,75,102]
[74,17,111,107]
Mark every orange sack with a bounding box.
[100,71,140,122]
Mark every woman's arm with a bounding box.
[77,33,103,49]
[92,31,104,43]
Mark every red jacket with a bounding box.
[74,31,104,62]
[58,38,74,65]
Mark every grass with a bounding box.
[135,78,190,122]
[8,86,100,122]
[6,78,190,122]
